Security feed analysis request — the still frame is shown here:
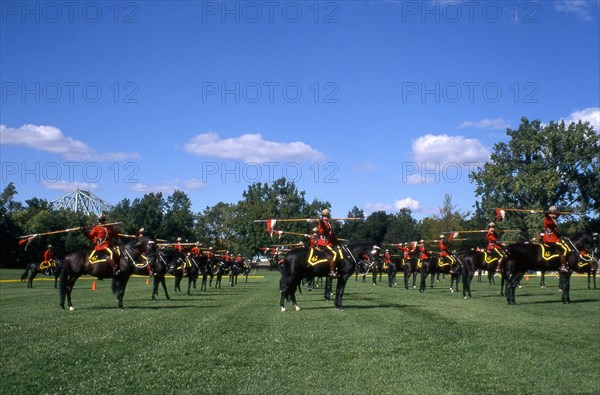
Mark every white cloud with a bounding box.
[555,0,596,20]
[130,178,206,194]
[131,183,179,194]
[394,198,421,211]
[364,198,421,213]
[364,202,394,213]
[184,132,325,163]
[457,118,511,130]
[562,107,600,133]
[43,180,98,192]
[412,134,490,165]
[0,124,139,161]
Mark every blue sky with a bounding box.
[1,0,599,219]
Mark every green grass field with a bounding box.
[1,269,599,395]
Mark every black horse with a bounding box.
[59,236,155,309]
[210,260,226,289]
[21,260,63,289]
[540,245,598,290]
[504,232,598,305]
[386,258,399,287]
[461,249,506,299]
[140,241,170,301]
[279,241,379,311]
[402,258,420,289]
[167,253,200,295]
[419,255,460,293]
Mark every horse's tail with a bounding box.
[20,265,30,281]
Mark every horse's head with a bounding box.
[346,241,381,261]
[570,231,599,251]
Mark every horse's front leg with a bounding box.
[465,270,474,298]
[151,278,158,300]
[334,276,350,310]
[419,271,427,293]
[161,277,170,300]
[560,272,572,304]
[324,275,332,301]
[116,275,130,309]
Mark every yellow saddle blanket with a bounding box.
[307,248,329,266]
[89,247,119,264]
[482,251,499,264]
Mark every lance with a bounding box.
[254,217,361,223]
[157,242,202,247]
[442,230,519,234]
[271,230,347,241]
[18,226,83,250]
[255,217,360,236]
[495,208,578,221]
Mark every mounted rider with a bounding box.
[384,249,391,270]
[309,227,320,249]
[418,240,430,261]
[85,213,120,274]
[173,237,190,276]
[543,206,570,272]
[40,244,57,275]
[318,208,342,277]
[438,234,457,274]
[486,222,506,273]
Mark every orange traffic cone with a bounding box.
[92,281,97,291]
[525,275,529,281]
[146,278,149,286]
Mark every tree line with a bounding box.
[1,117,598,268]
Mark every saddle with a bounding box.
[535,243,563,261]
[89,247,119,264]
[307,248,329,266]
[482,251,499,264]
[38,260,55,271]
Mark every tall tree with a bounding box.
[160,190,195,241]
[470,117,600,236]
[385,208,419,243]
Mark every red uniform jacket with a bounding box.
[439,240,449,257]
[384,252,391,264]
[543,215,559,243]
[318,219,338,246]
[43,249,55,262]
[419,245,429,260]
[88,225,117,251]
[402,247,412,260]
[486,230,501,251]
[173,244,185,253]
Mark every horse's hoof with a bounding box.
[294,305,301,311]
[450,288,454,292]
[280,307,286,312]
[69,306,75,311]
[464,296,467,300]
[60,305,65,309]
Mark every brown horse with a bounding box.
[59,236,154,310]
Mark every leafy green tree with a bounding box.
[384,208,419,244]
[0,183,22,267]
[470,117,600,237]
[160,190,195,241]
